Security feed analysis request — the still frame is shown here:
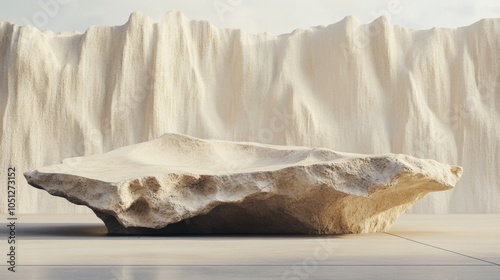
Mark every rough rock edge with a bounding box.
[24,135,463,235]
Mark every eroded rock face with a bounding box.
[24,133,462,234]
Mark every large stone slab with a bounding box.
[24,133,462,234]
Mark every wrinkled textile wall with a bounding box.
[0,12,498,213]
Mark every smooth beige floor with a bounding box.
[0,214,499,279]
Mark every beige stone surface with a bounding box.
[25,134,461,234]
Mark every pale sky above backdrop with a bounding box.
[0,0,499,35]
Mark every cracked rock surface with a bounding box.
[25,133,462,234]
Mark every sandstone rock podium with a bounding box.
[25,133,462,235]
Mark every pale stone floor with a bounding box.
[0,214,499,279]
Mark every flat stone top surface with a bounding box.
[28,133,461,185]
[32,133,361,181]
